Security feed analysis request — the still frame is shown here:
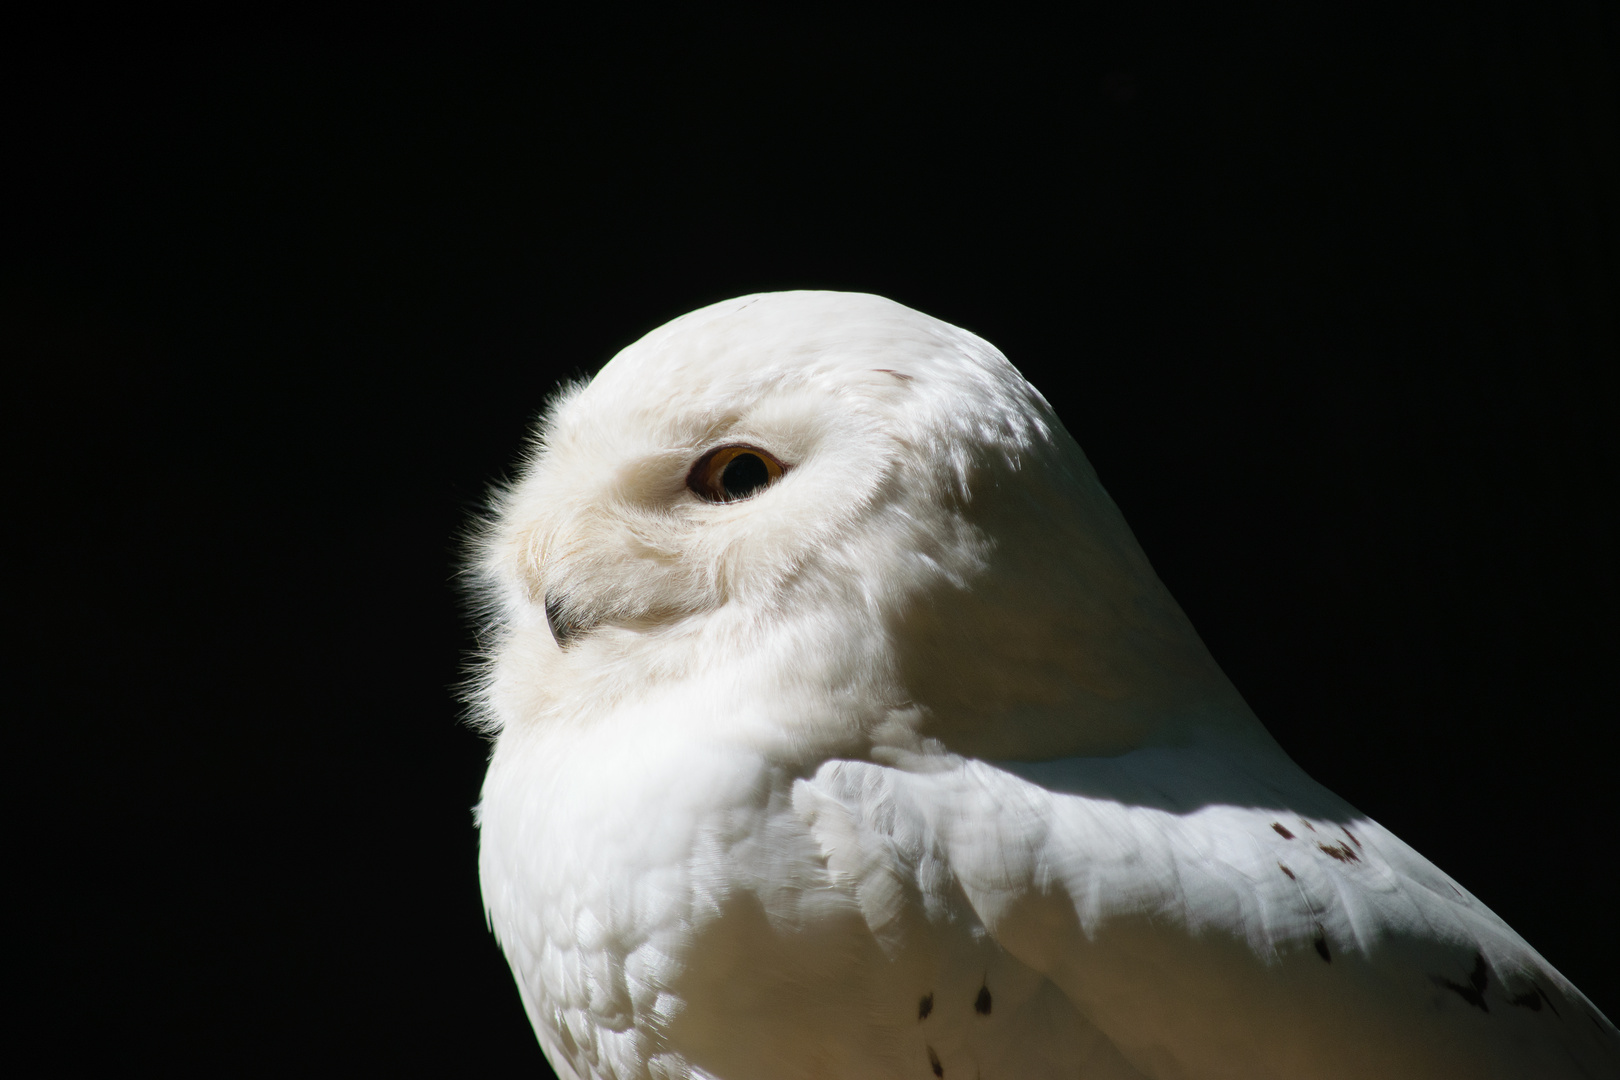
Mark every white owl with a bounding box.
[471,292,1617,1079]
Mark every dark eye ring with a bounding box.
[687,445,787,503]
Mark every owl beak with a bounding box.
[544,591,581,649]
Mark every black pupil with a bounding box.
[720,453,770,499]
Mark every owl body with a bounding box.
[473,292,1618,1079]
[479,696,1142,1080]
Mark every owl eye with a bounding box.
[687,445,786,503]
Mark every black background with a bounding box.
[11,8,1616,1074]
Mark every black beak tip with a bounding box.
[544,592,578,649]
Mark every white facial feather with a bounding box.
[471,292,1618,1080]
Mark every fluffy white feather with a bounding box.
[472,291,1617,1079]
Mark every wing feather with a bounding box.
[797,747,1620,1079]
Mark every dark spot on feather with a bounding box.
[974,984,993,1015]
[1272,823,1294,839]
[1314,929,1332,963]
[1317,841,1359,863]
[1435,952,1490,1012]
[1508,989,1542,1011]
[1279,864,1296,880]
[927,1045,943,1077]
[1302,821,1317,832]
[918,993,933,1021]
[874,368,914,382]
[1343,827,1362,849]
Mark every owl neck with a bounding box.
[876,433,1282,763]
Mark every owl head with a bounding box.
[471,292,1263,760]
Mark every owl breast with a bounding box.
[479,716,1146,1080]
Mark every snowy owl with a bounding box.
[471,292,1617,1079]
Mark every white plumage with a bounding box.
[472,291,1617,1079]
